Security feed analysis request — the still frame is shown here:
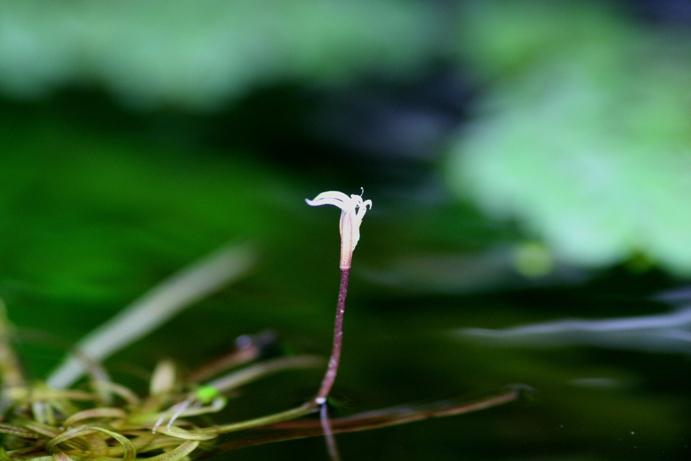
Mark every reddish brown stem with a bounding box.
[314,268,350,405]
[207,389,521,454]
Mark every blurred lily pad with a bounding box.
[448,3,691,274]
[0,0,441,109]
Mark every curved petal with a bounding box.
[305,191,352,208]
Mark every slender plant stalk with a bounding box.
[320,402,341,461]
[314,268,350,405]
[305,190,371,408]
[47,244,255,389]
[305,191,371,461]
[208,389,522,453]
[213,402,316,434]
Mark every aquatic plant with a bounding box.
[0,191,519,460]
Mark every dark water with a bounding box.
[168,270,690,460]
[8,212,689,460]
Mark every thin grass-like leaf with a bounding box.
[88,427,137,461]
[185,331,275,383]
[152,425,218,441]
[22,389,100,403]
[46,426,98,453]
[214,402,317,434]
[83,431,109,459]
[21,420,62,438]
[47,244,255,389]
[147,395,227,432]
[0,422,41,438]
[145,440,200,461]
[52,452,75,461]
[90,380,140,407]
[62,407,127,427]
[47,426,137,461]
[123,431,158,452]
[206,355,323,393]
[270,388,521,432]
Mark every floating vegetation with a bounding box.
[0,318,323,460]
[0,328,519,460]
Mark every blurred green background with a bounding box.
[1,1,690,459]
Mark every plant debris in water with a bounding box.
[0,308,519,460]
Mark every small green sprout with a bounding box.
[195,385,220,403]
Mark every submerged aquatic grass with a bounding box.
[0,315,324,460]
[0,338,519,460]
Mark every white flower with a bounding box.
[306,190,372,270]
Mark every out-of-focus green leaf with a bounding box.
[0,118,296,307]
[0,0,442,109]
[453,0,640,81]
[447,2,691,274]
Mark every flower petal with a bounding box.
[305,191,352,209]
